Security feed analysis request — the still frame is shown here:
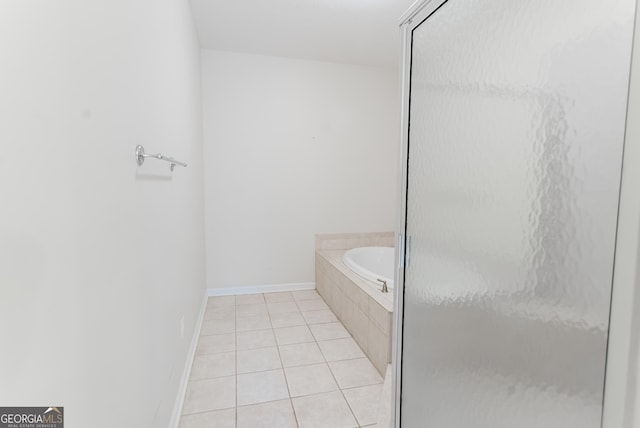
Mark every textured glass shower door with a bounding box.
[400,0,636,426]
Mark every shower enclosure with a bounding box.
[395,0,639,426]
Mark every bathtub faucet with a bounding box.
[376,279,389,293]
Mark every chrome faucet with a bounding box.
[377,279,389,293]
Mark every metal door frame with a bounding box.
[393,2,449,427]
[391,1,640,426]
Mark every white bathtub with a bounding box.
[342,246,395,289]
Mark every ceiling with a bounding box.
[189,0,416,69]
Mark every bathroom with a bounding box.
[2,0,640,427]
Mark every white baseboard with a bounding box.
[207,282,316,296]
[168,289,208,428]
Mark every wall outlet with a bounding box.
[180,315,185,339]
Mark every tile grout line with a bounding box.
[268,293,301,428]
[309,289,362,428]
[237,294,287,408]
[300,291,343,422]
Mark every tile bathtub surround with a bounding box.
[315,231,395,251]
[179,291,384,428]
[315,251,393,375]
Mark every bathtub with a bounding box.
[315,245,394,374]
[342,246,395,289]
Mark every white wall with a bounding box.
[0,1,205,427]
[201,50,398,289]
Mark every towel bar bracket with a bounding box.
[135,145,187,171]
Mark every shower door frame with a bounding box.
[391,0,640,427]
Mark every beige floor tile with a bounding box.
[342,384,383,426]
[236,293,265,305]
[274,325,314,345]
[236,314,271,332]
[377,364,393,428]
[269,311,306,328]
[201,318,235,336]
[204,305,235,321]
[264,292,294,303]
[284,363,338,397]
[296,299,329,312]
[328,358,382,389]
[237,399,297,428]
[236,329,276,350]
[207,296,236,308]
[236,303,268,318]
[310,322,350,341]
[291,290,321,301]
[182,376,235,415]
[237,346,281,374]
[188,293,383,428]
[301,309,338,325]
[318,338,365,362]
[279,342,325,368]
[190,352,236,380]
[267,301,300,314]
[292,391,358,428]
[237,369,289,406]
[196,333,235,355]
[179,408,235,428]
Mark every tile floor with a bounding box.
[179,290,384,428]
